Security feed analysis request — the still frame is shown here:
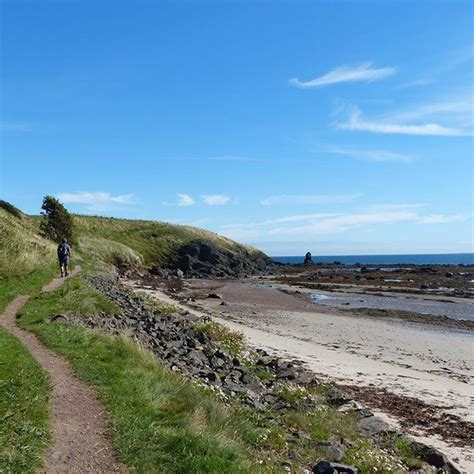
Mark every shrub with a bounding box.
[39,195,75,243]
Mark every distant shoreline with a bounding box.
[272,252,474,265]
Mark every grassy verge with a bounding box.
[0,329,51,473]
[0,266,58,314]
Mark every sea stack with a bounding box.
[304,252,313,265]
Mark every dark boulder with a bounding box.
[312,461,358,474]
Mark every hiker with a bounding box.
[57,238,71,277]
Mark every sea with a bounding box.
[272,253,474,266]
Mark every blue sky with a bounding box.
[1,0,473,256]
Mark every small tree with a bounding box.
[40,195,75,243]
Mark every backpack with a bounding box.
[58,243,69,257]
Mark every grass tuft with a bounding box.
[195,321,246,357]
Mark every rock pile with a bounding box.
[81,275,319,410]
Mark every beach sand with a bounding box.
[124,277,474,471]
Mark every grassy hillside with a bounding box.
[24,213,270,274]
[0,209,57,312]
[2,203,269,300]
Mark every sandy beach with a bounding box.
[125,275,474,471]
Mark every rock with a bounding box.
[207,293,222,299]
[187,349,208,366]
[223,378,247,393]
[304,252,313,265]
[410,443,460,473]
[357,416,394,436]
[324,443,346,462]
[312,461,358,474]
[325,387,352,406]
[220,301,229,306]
[48,314,69,324]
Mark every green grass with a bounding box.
[70,214,267,269]
[16,277,273,473]
[195,321,246,358]
[0,329,51,473]
[0,209,58,312]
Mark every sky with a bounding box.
[1,0,473,256]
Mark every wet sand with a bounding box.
[306,288,474,320]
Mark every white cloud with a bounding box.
[177,194,195,206]
[395,78,433,90]
[57,191,136,212]
[260,193,361,206]
[290,62,396,88]
[217,205,470,242]
[337,105,471,136]
[202,194,230,206]
[387,100,473,124]
[416,214,469,224]
[326,145,412,162]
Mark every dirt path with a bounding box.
[0,268,125,473]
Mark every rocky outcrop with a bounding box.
[304,252,314,265]
[171,240,272,278]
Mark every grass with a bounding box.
[70,214,267,268]
[195,321,246,357]
[16,277,274,473]
[0,329,51,473]
[0,209,58,312]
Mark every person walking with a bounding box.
[57,238,71,277]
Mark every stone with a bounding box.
[357,416,393,436]
[49,314,69,324]
[187,349,208,366]
[207,293,222,299]
[312,461,358,474]
[324,443,346,462]
[223,379,247,393]
[325,387,352,406]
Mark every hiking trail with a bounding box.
[0,267,126,473]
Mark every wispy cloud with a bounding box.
[336,105,471,136]
[387,100,473,124]
[177,194,195,206]
[290,62,396,88]
[57,191,136,212]
[202,194,230,206]
[416,214,469,224]
[325,145,412,162]
[260,193,361,206]
[395,78,433,90]
[218,204,471,242]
